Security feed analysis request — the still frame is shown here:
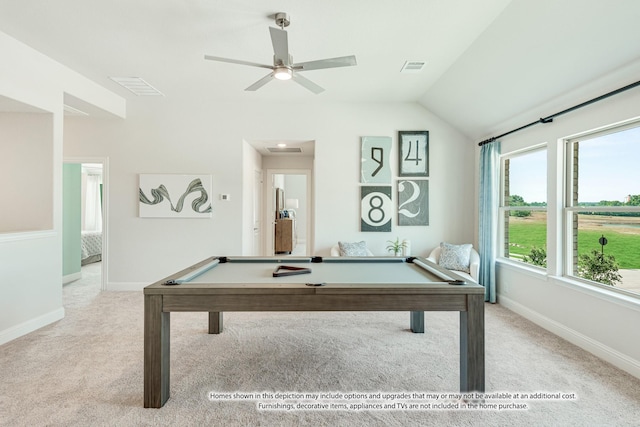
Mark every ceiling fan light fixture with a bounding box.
[203,12,356,94]
[274,67,292,80]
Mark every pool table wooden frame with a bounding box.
[143,256,485,408]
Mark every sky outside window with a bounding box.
[508,150,547,204]
[577,126,640,203]
[507,126,639,204]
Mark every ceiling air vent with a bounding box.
[109,77,164,96]
[400,61,427,73]
[266,147,303,153]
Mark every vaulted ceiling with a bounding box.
[1,0,639,141]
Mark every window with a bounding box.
[565,124,640,296]
[500,147,547,267]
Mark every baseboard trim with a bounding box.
[499,295,640,379]
[62,272,82,285]
[0,307,65,346]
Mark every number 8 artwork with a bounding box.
[360,186,392,232]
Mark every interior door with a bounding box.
[252,169,263,255]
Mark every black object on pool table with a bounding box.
[273,265,312,277]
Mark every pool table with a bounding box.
[143,256,485,408]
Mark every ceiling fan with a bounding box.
[204,12,357,94]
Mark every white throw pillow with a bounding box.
[338,241,368,256]
[438,242,472,273]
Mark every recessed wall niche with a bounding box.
[0,109,54,233]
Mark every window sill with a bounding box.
[497,257,548,280]
[497,257,640,312]
[550,275,640,312]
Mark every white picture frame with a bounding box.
[139,174,212,218]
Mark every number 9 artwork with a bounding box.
[361,136,392,184]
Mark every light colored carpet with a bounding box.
[1,262,639,426]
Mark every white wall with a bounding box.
[0,113,54,232]
[482,61,640,378]
[64,99,474,288]
[0,31,124,345]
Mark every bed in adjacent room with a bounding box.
[81,231,102,265]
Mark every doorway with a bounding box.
[252,169,263,256]
[62,157,109,291]
[243,139,315,256]
[266,169,313,256]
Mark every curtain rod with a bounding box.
[477,79,640,146]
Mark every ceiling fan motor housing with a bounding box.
[275,12,290,28]
[274,54,294,67]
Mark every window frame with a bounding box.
[563,122,640,297]
[498,145,548,268]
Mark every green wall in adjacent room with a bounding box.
[63,163,81,278]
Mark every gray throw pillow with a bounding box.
[438,242,472,273]
[338,241,368,256]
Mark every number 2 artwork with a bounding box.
[399,131,429,177]
[398,180,429,226]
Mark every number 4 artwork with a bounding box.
[399,131,429,177]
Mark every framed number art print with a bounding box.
[399,131,429,177]
[360,186,392,232]
[398,179,429,226]
[361,136,391,184]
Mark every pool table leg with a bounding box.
[209,312,223,334]
[410,311,425,333]
[144,295,170,408]
[460,294,485,393]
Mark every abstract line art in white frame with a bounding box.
[139,174,212,218]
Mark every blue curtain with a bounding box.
[478,140,501,303]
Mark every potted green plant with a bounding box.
[386,237,407,256]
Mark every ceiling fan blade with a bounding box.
[245,73,274,91]
[292,73,325,94]
[294,55,357,71]
[269,27,289,64]
[204,55,274,70]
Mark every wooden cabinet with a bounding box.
[275,218,295,254]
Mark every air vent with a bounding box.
[109,77,164,96]
[267,147,303,153]
[400,61,427,73]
